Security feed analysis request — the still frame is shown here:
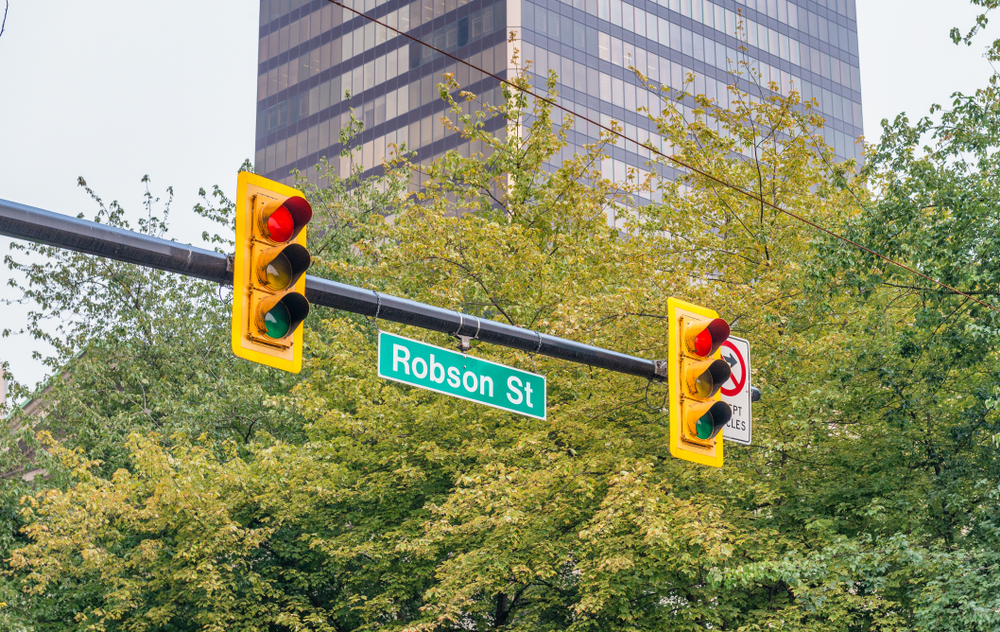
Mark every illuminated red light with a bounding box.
[694,329,713,356]
[687,318,730,357]
[267,206,294,242]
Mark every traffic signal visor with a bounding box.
[232,172,312,373]
[668,298,732,467]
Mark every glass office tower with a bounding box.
[254,0,862,189]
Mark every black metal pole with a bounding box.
[0,199,659,379]
[0,198,232,284]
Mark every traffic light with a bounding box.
[231,172,312,373]
[667,297,733,467]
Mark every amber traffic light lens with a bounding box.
[689,359,732,398]
[263,253,292,290]
[694,370,713,397]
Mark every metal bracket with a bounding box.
[453,312,481,354]
[653,360,669,381]
[219,253,236,289]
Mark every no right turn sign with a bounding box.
[720,336,752,445]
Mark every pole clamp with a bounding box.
[653,360,669,381]
[452,312,481,353]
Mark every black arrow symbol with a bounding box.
[724,354,738,368]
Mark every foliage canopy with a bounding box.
[3,33,1000,632]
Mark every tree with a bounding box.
[0,171,320,630]
[16,10,1000,622]
[2,173,309,475]
[7,60,885,630]
[796,63,1000,632]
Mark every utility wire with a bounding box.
[326,0,1000,316]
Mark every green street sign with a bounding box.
[377,331,546,420]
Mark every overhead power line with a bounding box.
[326,0,1000,316]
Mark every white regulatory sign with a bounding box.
[720,336,751,445]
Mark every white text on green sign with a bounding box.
[377,331,547,420]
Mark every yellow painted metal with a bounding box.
[668,297,725,468]
[231,172,308,373]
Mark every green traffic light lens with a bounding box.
[695,412,715,440]
[263,303,291,339]
[264,253,292,290]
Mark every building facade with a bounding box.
[254,0,862,191]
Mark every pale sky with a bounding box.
[0,0,997,395]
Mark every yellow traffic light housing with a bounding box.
[231,172,312,373]
[667,297,733,467]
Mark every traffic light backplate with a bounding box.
[668,297,731,468]
[231,172,311,373]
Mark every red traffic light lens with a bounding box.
[693,329,713,356]
[259,196,312,243]
[267,206,294,242]
[690,318,731,357]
